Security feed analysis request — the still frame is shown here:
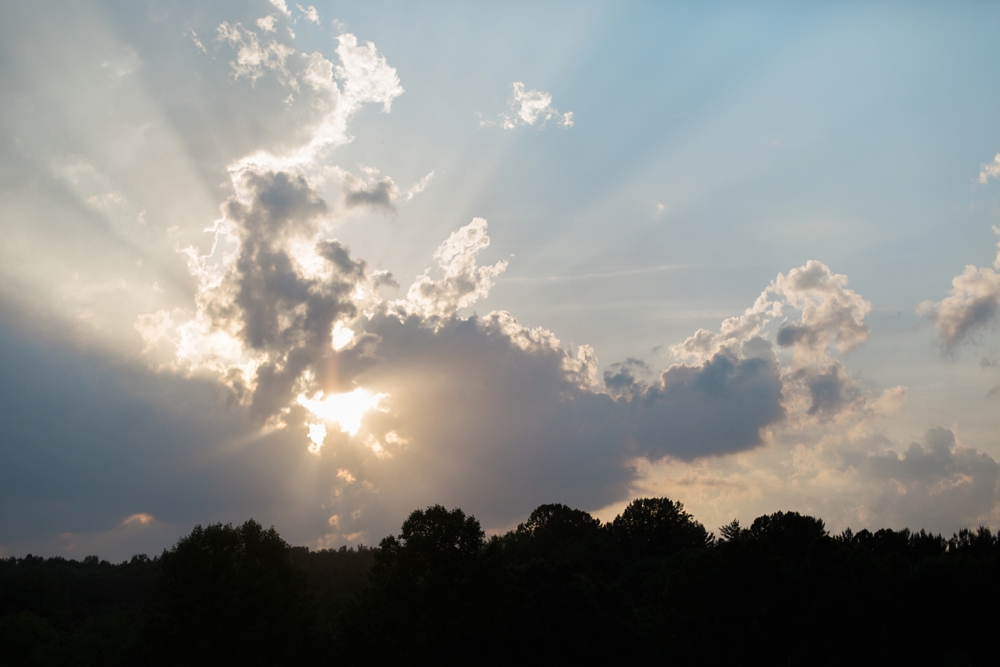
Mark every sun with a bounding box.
[297,388,387,437]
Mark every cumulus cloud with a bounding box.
[919,227,1000,352]
[141,173,900,544]
[632,353,785,461]
[137,170,799,543]
[671,260,873,427]
[399,218,509,319]
[481,82,574,130]
[671,261,870,368]
[856,427,1000,526]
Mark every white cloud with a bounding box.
[404,170,435,201]
[187,28,207,54]
[671,260,870,368]
[216,22,296,87]
[269,0,292,17]
[482,81,575,130]
[297,4,320,24]
[226,33,402,176]
[334,33,404,115]
[256,15,278,33]
[979,153,1000,184]
[399,218,509,319]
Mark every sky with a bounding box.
[2,0,1000,561]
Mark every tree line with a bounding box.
[2,499,999,665]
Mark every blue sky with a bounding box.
[2,0,999,559]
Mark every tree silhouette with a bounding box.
[142,519,312,667]
[612,497,712,558]
[745,510,827,562]
[352,505,499,663]
[374,504,485,583]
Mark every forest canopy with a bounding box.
[2,500,998,666]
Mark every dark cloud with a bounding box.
[851,427,1000,530]
[0,302,338,561]
[323,312,635,535]
[631,353,785,461]
[603,358,652,393]
[344,177,397,212]
[842,427,1000,531]
[214,171,372,420]
[800,364,858,417]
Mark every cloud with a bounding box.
[672,260,870,369]
[226,33,402,175]
[136,175,800,544]
[343,174,398,212]
[256,15,278,33]
[398,218,509,319]
[404,171,435,201]
[482,82,574,130]
[603,357,652,392]
[336,165,434,213]
[632,353,785,461]
[187,28,207,54]
[850,427,1000,529]
[216,22,296,87]
[771,260,871,364]
[630,420,1000,537]
[798,363,859,417]
[123,15,910,551]
[979,153,1000,184]
[297,5,320,24]
[269,0,292,18]
[668,260,882,436]
[919,253,1000,352]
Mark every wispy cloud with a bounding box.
[979,153,1000,184]
[404,170,434,201]
[481,82,574,129]
[297,4,320,24]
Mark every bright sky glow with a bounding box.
[298,388,387,436]
[331,322,354,351]
[306,422,327,454]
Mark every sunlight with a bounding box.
[297,388,387,436]
[306,422,327,454]
[331,321,354,350]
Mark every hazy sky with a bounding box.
[3,0,1000,560]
